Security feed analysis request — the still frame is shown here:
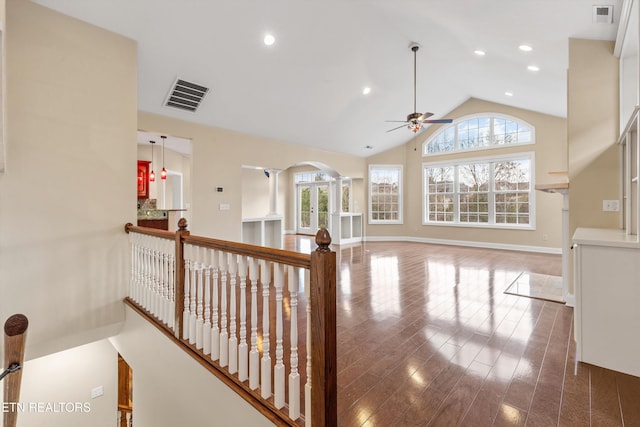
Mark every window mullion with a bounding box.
[489,162,496,224]
[454,165,460,223]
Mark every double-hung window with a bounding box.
[423,153,534,229]
[369,165,403,224]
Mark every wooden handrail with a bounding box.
[3,314,29,427]
[125,220,337,426]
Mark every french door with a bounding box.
[297,183,330,235]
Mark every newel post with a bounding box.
[310,228,337,427]
[3,314,28,427]
[174,218,190,339]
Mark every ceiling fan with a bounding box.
[386,42,452,133]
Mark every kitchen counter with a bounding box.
[137,209,187,231]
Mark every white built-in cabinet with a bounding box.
[572,228,640,377]
[241,216,283,249]
[331,213,362,245]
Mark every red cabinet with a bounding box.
[137,160,150,199]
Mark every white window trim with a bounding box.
[368,164,403,224]
[422,112,536,157]
[422,152,536,230]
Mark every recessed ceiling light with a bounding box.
[527,65,540,72]
[264,34,275,46]
[474,50,486,56]
[519,44,533,52]
[362,87,371,95]
[505,91,514,97]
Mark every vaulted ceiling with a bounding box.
[33,0,622,157]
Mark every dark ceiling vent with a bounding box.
[165,78,209,112]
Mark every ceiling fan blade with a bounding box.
[385,120,410,123]
[386,123,409,132]
[419,112,434,120]
[424,119,453,124]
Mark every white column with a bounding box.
[267,169,281,216]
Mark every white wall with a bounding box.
[16,339,118,427]
[110,306,275,427]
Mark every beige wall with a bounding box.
[138,111,366,241]
[241,167,287,219]
[110,306,274,427]
[568,39,620,233]
[0,0,137,358]
[19,340,118,427]
[366,98,567,250]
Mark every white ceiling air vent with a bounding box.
[165,78,209,112]
[592,5,614,24]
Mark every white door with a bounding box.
[297,183,330,235]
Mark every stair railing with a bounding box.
[124,219,336,426]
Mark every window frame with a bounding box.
[368,164,403,224]
[422,113,535,156]
[422,152,536,230]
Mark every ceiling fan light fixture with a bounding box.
[384,42,452,133]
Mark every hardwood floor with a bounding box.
[284,235,640,427]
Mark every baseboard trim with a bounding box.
[564,294,575,307]
[363,235,562,255]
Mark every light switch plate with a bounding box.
[602,200,620,212]
[91,385,103,399]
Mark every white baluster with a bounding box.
[195,247,204,350]
[288,265,300,419]
[211,249,220,361]
[168,252,176,330]
[305,268,312,427]
[261,260,272,399]
[238,255,248,381]
[129,234,135,300]
[219,250,229,367]
[163,239,172,325]
[126,411,132,427]
[143,240,151,311]
[274,263,285,409]
[228,253,238,374]
[203,248,212,355]
[182,245,191,340]
[148,237,159,317]
[249,258,260,390]
[142,236,149,304]
[189,246,198,344]
[153,237,161,317]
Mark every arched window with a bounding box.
[423,114,534,155]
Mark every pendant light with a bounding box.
[149,140,156,182]
[160,135,167,180]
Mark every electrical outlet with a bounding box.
[219,203,230,211]
[602,200,620,212]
